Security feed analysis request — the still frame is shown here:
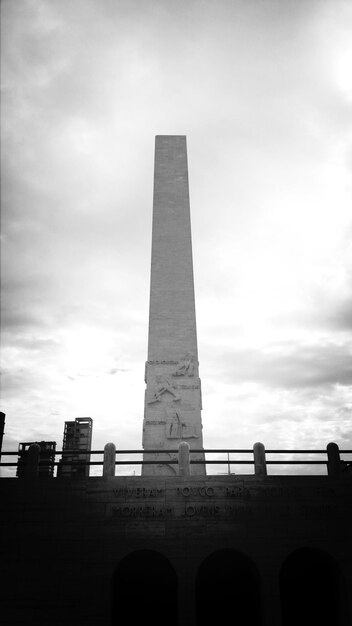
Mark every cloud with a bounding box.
[202,378,352,456]
[108,367,130,375]
[1,0,352,468]
[219,341,352,388]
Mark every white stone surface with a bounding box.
[143,136,205,476]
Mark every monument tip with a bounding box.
[155,134,186,139]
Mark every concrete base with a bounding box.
[1,474,351,625]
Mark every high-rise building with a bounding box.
[57,417,92,478]
[16,440,56,477]
[0,412,5,461]
[143,136,205,475]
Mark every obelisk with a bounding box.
[142,136,205,476]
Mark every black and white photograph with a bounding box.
[1,0,352,624]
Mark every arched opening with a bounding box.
[195,548,262,625]
[111,549,178,626]
[280,547,349,626]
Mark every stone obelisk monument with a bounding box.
[142,136,205,476]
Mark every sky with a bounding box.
[1,0,352,476]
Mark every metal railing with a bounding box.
[0,442,351,478]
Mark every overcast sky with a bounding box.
[1,0,352,475]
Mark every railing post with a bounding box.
[253,442,267,476]
[178,442,190,477]
[327,442,341,477]
[24,443,40,479]
[103,443,116,477]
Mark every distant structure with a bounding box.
[16,441,56,478]
[57,417,92,478]
[143,136,205,475]
[0,412,5,461]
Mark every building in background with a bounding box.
[0,412,5,461]
[57,417,93,478]
[16,440,56,478]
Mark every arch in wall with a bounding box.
[195,548,262,625]
[280,547,350,626]
[111,549,178,626]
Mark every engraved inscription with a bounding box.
[111,506,173,518]
[147,360,178,365]
[224,505,252,518]
[300,504,337,519]
[226,486,251,499]
[177,486,214,497]
[185,505,220,517]
[173,384,200,389]
[248,486,303,499]
[113,487,164,498]
[105,499,255,519]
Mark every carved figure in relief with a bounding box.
[174,352,195,377]
[166,408,199,440]
[148,374,180,404]
[166,409,184,439]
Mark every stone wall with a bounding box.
[1,475,351,625]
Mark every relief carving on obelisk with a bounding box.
[147,374,181,404]
[165,407,200,440]
[173,353,195,377]
[143,354,204,474]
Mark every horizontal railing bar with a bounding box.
[265,450,326,454]
[2,449,352,456]
[4,459,346,468]
[56,450,102,455]
[264,450,352,454]
[267,460,327,464]
[0,452,20,456]
[1,451,97,456]
[11,460,181,466]
[193,460,326,465]
[198,460,253,464]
